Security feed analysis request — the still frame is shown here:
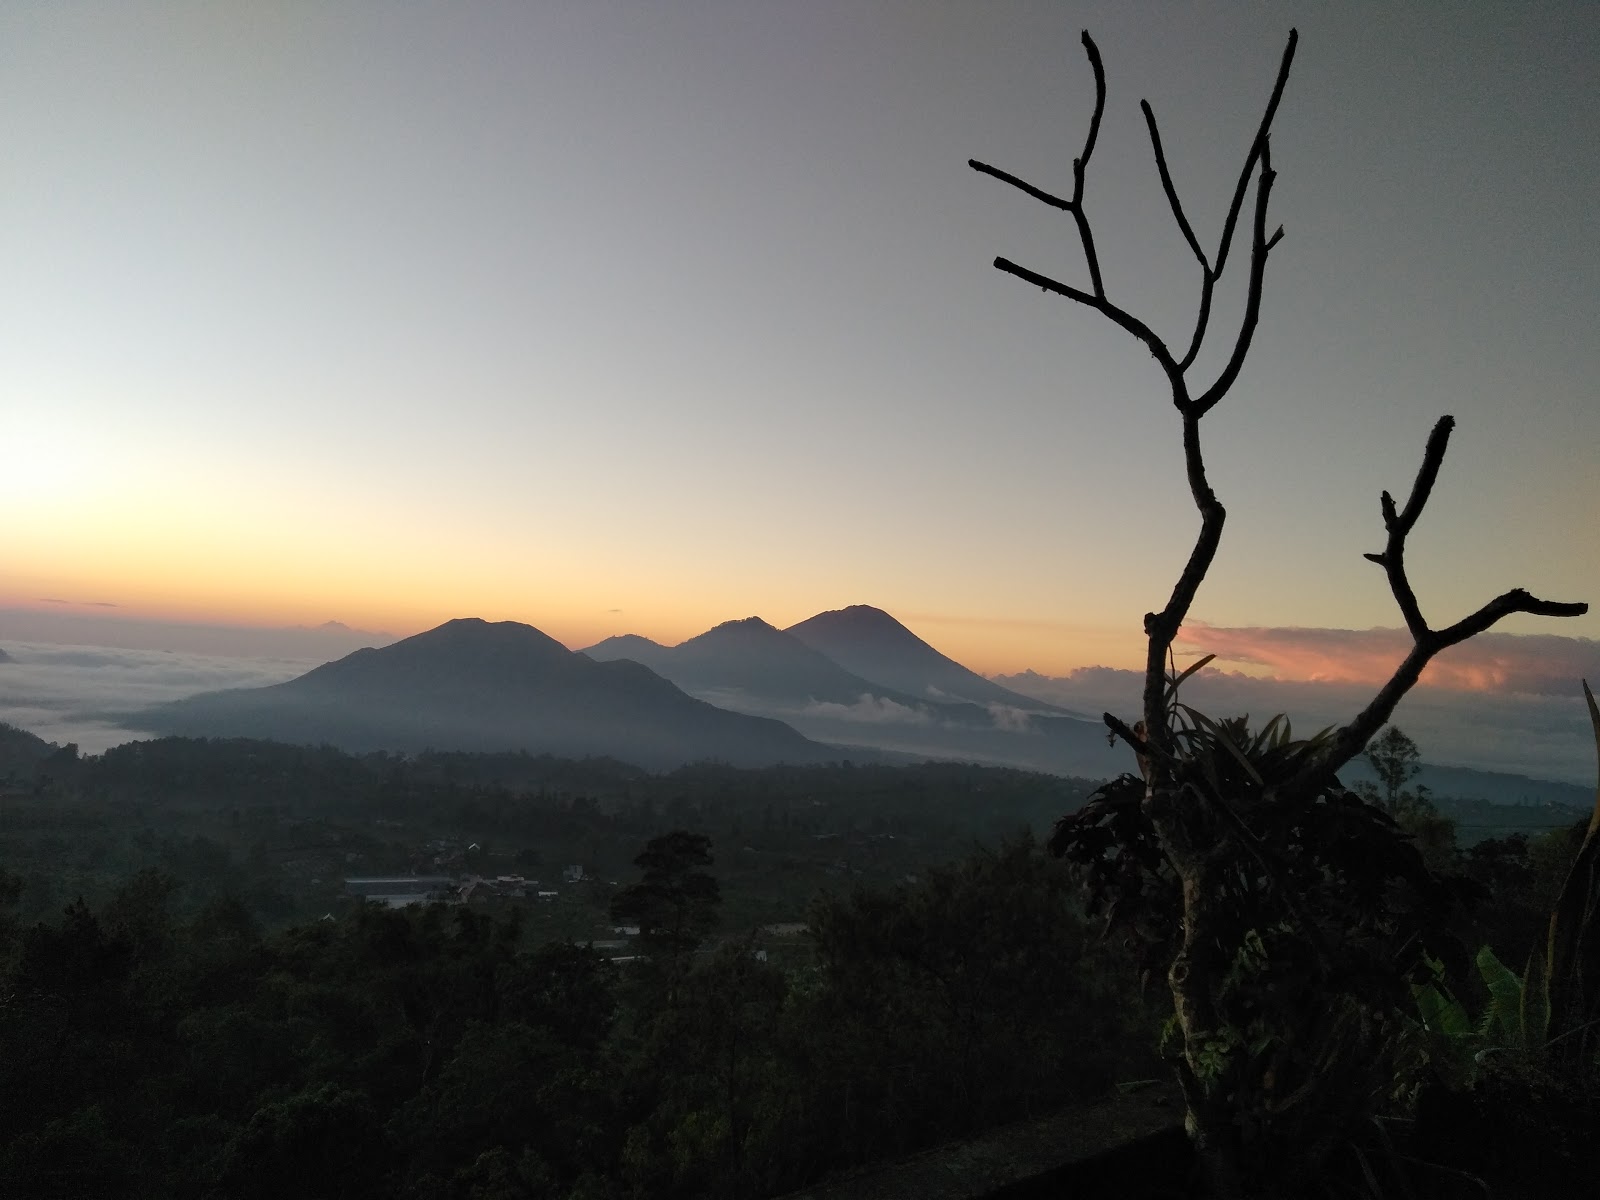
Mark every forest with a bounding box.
[1,722,1594,1197]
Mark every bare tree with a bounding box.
[972,28,1588,1197]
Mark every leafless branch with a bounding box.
[1072,32,1109,298]
[1148,31,1297,371]
[968,30,1297,750]
[1288,416,1589,792]
[1211,30,1298,281]
[1193,140,1278,415]
[1140,100,1208,273]
[968,32,1112,304]
[991,257,1178,375]
[967,161,1072,211]
[1364,415,1456,636]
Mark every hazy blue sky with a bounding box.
[3,1,1595,677]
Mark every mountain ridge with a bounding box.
[785,605,1081,716]
[130,617,843,771]
[582,616,939,712]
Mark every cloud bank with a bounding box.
[1179,623,1600,695]
[997,645,1598,786]
[0,642,310,753]
[799,695,936,726]
[0,607,394,660]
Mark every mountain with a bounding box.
[584,611,1124,779]
[0,647,12,663]
[583,617,934,711]
[1340,758,1594,812]
[129,617,840,770]
[581,633,674,672]
[785,605,1081,715]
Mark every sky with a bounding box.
[3,1,1597,686]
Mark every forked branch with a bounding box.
[970,31,1108,298]
[1141,31,1298,372]
[1288,415,1589,793]
[970,30,1297,754]
[971,28,1296,419]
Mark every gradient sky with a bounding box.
[3,1,1596,677]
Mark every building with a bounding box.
[344,875,456,908]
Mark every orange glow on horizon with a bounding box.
[0,571,1143,676]
[1178,622,1597,694]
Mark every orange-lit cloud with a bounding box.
[1179,622,1600,695]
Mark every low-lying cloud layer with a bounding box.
[1179,622,1600,695]
[0,607,394,660]
[799,695,936,726]
[0,642,310,753]
[997,654,1597,785]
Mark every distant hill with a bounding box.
[785,605,1081,716]
[128,618,841,770]
[582,633,673,672]
[584,617,936,711]
[586,611,1124,778]
[0,721,56,776]
[0,647,12,663]
[1339,757,1594,812]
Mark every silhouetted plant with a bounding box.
[610,830,721,968]
[1544,679,1600,1074]
[972,27,1588,1198]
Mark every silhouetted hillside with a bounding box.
[584,617,934,710]
[0,721,56,775]
[587,611,1124,777]
[581,633,672,671]
[786,605,1083,715]
[129,618,840,770]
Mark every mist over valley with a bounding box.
[2,603,1591,800]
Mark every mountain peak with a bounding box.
[786,606,1075,715]
[785,604,925,648]
[131,616,832,769]
[317,617,574,675]
[701,616,780,636]
[809,604,894,625]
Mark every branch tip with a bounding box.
[1289,414,1589,795]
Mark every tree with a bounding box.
[610,831,720,963]
[1364,725,1422,816]
[972,28,1587,1198]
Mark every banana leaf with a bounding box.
[1544,679,1600,1062]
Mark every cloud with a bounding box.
[799,695,934,726]
[993,661,1597,785]
[0,607,395,659]
[1178,623,1600,696]
[0,642,310,753]
[985,702,1034,733]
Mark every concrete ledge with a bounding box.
[777,1083,1186,1200]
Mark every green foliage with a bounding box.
[1473,944,1549,1055]
[1542,678,1600,1069]
[1053,704,1478,1192]
[801,835,1153,1163]
[1364,725,1423,817]
[610,830,721,963]
[0,830,1152,1200]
